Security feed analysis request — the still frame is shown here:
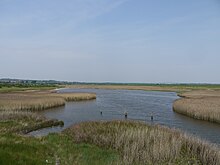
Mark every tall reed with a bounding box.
[0,94,65,111]
[51,93,96,101]
[65,121,220,165]
[173,97,220,124]
[0,92,96,111]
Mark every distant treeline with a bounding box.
[71,82,220,88]
[1,78,220,89]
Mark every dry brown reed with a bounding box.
[0,92,96,111]
[173,90,220,124]
[173,97,220,123]
[0,93,65,111]
[65,121,220,165]
[51,93,96,101]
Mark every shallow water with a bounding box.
[29,88,220,145]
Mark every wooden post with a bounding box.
[124,111,128,119]
[150,112,153,121]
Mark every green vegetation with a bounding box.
[0,82,57,88]
[0,110,119,165]
[0,111,63,134]
[0,133,54,165]
[0,83,58,93]
[0,133,120,165]
[65,121,220,165]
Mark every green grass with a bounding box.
[0,111,120,165]
[0,133,54,165]
[0,133,120,165]
[45,133,120,165]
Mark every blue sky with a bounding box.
[0,0,220,83]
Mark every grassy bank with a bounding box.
[0,92,96,111]
[65,121,220,165]
[0,111,63,134]
[0,110,119,165]
[0,133,120,165]
[173,90,220,124]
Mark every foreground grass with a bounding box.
[0,133,120,165]
[65,121,220,165]
[0,112,119,165]
[173,90,220,124]
[0,92,96,111]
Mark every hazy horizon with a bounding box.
[1,0,220,83]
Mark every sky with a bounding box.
[0,0,220,83]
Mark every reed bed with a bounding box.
[0,93,65,111]
[173,90,220,123]
[51,93,96,101]
[173,97,220,124]
[0,92,96,111]
[65,121,220,165]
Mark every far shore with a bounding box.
[64,84,220,93]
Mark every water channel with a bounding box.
[29,88,220,145]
